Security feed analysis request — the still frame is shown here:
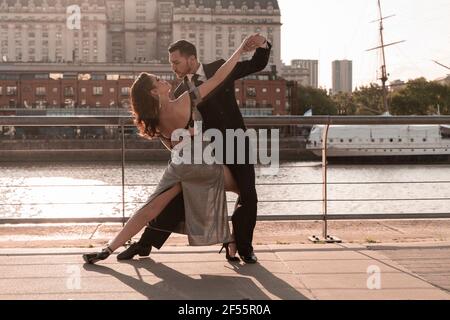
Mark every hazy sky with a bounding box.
[278,0,450,89]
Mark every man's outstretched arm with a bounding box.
[229,34,272,80]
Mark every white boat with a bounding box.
[306,124,450,157]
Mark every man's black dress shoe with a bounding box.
[117,242,152,260]
[240,252,258,264]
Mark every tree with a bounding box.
[390,78,450,115]
[352,84,385,115]
[332,92,357,115]
[288,79,449,116]
[293,85,337,115]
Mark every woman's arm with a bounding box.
[197,36,254,100]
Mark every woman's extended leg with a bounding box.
[108,183,182,252]
[83,183,181,263]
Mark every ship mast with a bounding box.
[377,0,389,114]
[366,0,405,114]
[433,60,450,71]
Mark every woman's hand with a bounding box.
[239,34,259,53]
[240,33,267,53]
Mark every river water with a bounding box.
[0,161,449,219]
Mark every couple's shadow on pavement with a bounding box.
[83,258,308,300]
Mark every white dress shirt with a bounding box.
[187,63,207,82]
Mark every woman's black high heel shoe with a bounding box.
[219,243,240,262]
[83,246,113,264]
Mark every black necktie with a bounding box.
[192,74,203,86]
[183,76,190,89]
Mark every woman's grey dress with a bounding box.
[137,84,233,246]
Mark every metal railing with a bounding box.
[1,115,450,242]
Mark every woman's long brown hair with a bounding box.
[130,73,160,139]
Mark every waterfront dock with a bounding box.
[0,219,449,300]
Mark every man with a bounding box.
[117,35,272,263]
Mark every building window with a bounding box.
[276,88,281,93]
[262,88,267,93]
[246,87,256,97]
[64,87,75,96]
[0,86,2,95]
[121,87,130,96]
[36,87,46,96]
[93,87,103,95]
[109,88,115,93]
[276,100,281,106]
[81,88,86,93]
[6,87,17,96]
[247,99,256,108]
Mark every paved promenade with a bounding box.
[0,219,449,300]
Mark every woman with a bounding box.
[83,36,259,264]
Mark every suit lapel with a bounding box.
[203,63,214,80]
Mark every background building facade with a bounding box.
[0,0,283,115]
[172,0,281,72]
[0,0,107,63]
[1,0,281,68]
[105,0,173,63]
[281,59,318,88]
[332,59,353,94]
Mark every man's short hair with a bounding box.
[168,40,197,58]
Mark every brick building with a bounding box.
[0,63,286,115]
[235,71,286,116]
